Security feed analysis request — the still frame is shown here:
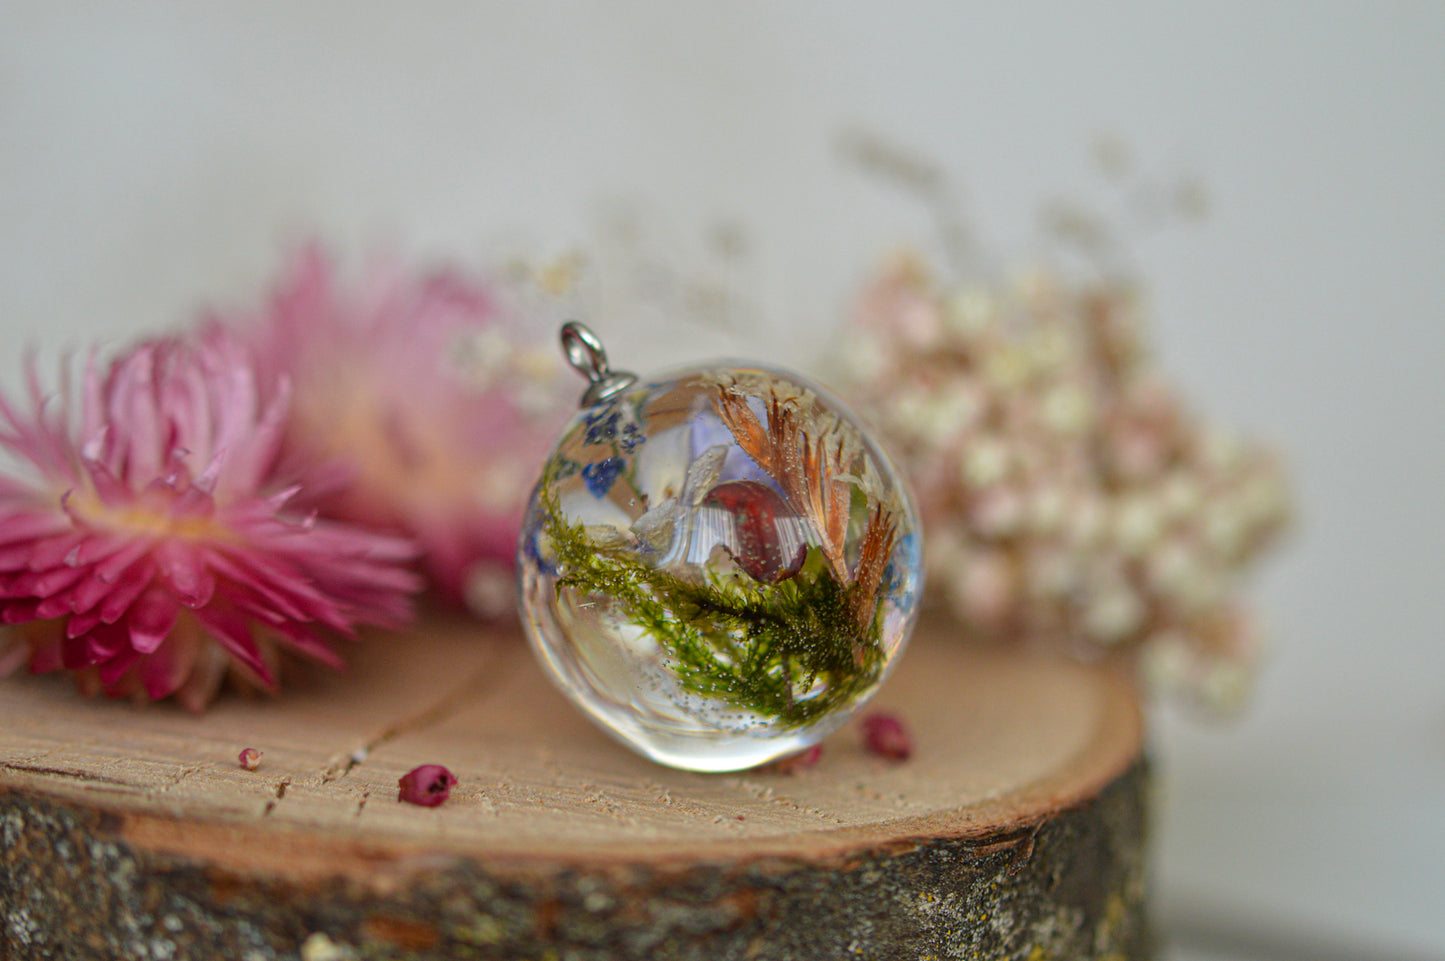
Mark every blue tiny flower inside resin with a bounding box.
[582,457,625,498]
[619,421,646,452]
[584,408,621,446]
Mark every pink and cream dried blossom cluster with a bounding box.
[841,257,1290,712]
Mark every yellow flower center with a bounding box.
[65,490,235,543]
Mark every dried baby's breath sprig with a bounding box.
[840,257,1290,714]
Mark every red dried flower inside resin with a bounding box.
[397,764,457,807]
[237,748,263,771]
[860,712,913,760]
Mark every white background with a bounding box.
[3,4,1443,957]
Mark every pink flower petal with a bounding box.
[193,603,273,686]
[61,632,98,670]
[68,532,134,568]
[264,619,344,668]
[169,483,216,519]
[136,630,197,700]
[94,539,155,584]
[97,561,156,623]
[202,549,331,625]
[1,600,41,624]
[0,544,38,572]
[127,587,180,655]
[66,607,105,638]
[0,510,71,546]
[4,564,87,598]
[34,594,74,620]
[64,566,135,618]
[154,542,215,607]
[24,531,88,573]
[84,621,130,658]
[80,461,134,510]
[95,647,142,686]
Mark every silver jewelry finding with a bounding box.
[560,321,637,407]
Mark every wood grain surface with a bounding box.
[0,615,1152,960]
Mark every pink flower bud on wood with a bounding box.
[766,744,824,774]
[397,764,458,807]
[861,712,913,761]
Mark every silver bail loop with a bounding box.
[560,321,638,408]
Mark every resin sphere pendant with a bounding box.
[517,323,923,772]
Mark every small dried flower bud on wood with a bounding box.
[398,764,458,807]
[861,712,913,760]
[237,748,263,771]
[765,744,824,774]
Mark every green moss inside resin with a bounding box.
[540,482,887,727]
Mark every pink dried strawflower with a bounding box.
[861,712,913,760]
[765,744,824,774]
[397,764,457,807]
[0,329,422,709]
[240,248,571,612]
[238,747,263,771]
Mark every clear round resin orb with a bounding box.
[518,364,923,772]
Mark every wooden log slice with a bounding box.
[0,615,1150,960]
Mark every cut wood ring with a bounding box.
[0,615,1151,960]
